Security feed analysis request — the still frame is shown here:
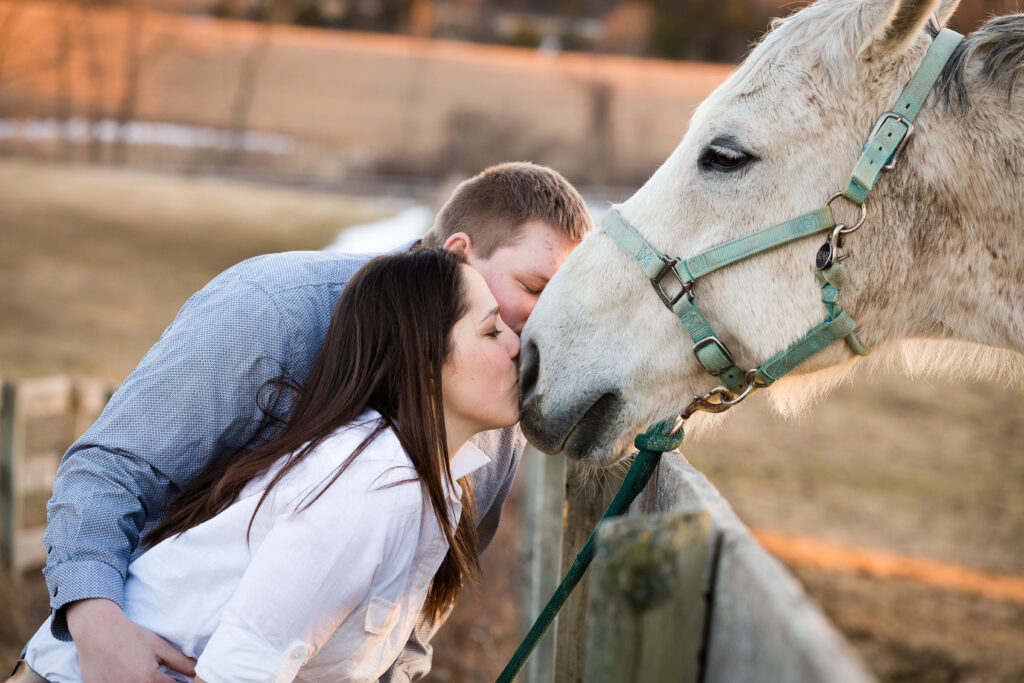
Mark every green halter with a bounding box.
[603,27,963,410]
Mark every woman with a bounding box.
[18,248,520,682]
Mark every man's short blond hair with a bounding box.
[422,162,592,258]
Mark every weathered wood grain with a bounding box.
[553,463,625,683]
[584,507,712,683]
[520,444,566,683]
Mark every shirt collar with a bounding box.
[449,440,491,481]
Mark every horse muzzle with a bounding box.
[519,338,625,461]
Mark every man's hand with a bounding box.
[66,598,196,683]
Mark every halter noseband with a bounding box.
[603,28,964,426]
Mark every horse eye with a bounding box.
[698,144,754,173]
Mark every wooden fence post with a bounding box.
[553,462,626,683]
[0,376,104,581]
[583,507,713,683]
[520,444,566,683]
[1,381,24,579]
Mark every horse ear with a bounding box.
[861,0,942,60]
[934,0,961,26]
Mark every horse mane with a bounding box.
[739,4,1024,109]
[936,14,1024,111]
[759,340,1024,419]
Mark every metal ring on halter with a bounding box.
[744,367,770,389]
[826,192,867,234]
[679,369,764,421]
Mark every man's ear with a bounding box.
[443,232,475,258]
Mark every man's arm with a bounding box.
[44,279,299,640]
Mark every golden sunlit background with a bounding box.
[2,0,1023,680]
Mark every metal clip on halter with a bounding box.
[816,193,868,269]
[650,254,694,306]
[679,369,766,421]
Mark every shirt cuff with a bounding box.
[196,620,306,683]
[43,560,126,641]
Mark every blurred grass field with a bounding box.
[0,158,399,381]
[1,159,1023,681]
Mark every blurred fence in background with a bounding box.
[0,0,731,190]
[0,0,1013,193]
[0,376,112,581]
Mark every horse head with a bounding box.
[521,0,1024,464]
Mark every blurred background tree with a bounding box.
[142,0,1020,63]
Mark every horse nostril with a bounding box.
[519,339,540,406]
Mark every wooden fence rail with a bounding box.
[520,446,878,683]
[0,376,112,580]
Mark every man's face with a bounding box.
[465,221,578,336]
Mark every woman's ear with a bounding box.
[443,232,473,258]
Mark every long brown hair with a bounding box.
[146,248,479,622]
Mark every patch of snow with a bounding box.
[324,206,434,253]
[0,117,295,155]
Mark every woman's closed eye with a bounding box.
[518,281,541,295]
[486,327,502,338]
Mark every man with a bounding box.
[19,162,591,683]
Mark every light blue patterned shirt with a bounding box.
[41,249,525,681]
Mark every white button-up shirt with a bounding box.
[25,412,490,683]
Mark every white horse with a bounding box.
[520,0,1024,465]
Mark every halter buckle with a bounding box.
[692,336,735,371]
[864,111,914,172]
[650,255,694,307]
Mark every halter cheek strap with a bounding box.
[602,28,963,406]
[844,28,965,205]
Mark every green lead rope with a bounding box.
[495,421,684,683]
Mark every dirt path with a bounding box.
[755,529,1024,604]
